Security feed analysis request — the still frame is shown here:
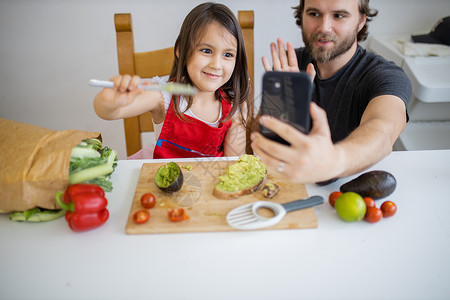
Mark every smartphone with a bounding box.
[260,71,313,145]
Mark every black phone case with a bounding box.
[260,71,313,145]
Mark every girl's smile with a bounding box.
[203,71,222,79]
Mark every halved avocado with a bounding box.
[155,162,184,193]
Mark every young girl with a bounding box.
[93,2,250,159]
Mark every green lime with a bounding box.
[335,192,366,222]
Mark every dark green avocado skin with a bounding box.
[161,171,183,193]
[340,170,397,200]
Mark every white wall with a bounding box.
[1,0,449,159]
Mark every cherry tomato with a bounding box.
[363,197,375,209]
[365,207,383,223]
[133,209,150,224]
[168,208,190,222]
[328,191,343,208]
[381,201,397,218]
[140,193,156,209]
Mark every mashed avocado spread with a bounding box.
[215,154,267,192]
[155,162,180,188]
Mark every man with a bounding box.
[251,0,411,184]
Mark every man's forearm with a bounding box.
[333,95,407,178]
[333,118,394,178]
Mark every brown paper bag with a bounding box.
[0,118,100,213]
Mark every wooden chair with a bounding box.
[114,11,255,157]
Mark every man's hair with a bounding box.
[292,0,378,42]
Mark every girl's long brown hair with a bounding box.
[169,2,250,127]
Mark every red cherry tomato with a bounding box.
[168,208,190,222]
[381,201,397,218]
[140,193,156,209]
[365,207,383,223]
[363,197,375,209]
[133,209,150,224]
[328,191,343,208]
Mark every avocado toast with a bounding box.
[213,154,267,199]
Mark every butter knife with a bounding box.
[88,79,197,96]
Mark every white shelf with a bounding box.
[368,34,406,66]
[396,121,450,150]
[369,35,450,151]
[403,57,450,103]
[369,35,450,103]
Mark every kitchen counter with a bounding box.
[1,150,449,300]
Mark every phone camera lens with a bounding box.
[265,77,282,95]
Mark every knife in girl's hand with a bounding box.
[88,79,197,96]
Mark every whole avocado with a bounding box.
[340,170,396,200]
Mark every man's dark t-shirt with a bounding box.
[295,45,411,143]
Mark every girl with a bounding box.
[93,2,251,159]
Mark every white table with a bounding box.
[1,150,450,300]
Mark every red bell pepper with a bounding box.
[64,209,109,232]
[56,183,109,232]
[63,183,105,204]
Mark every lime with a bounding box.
[335,192,366,222]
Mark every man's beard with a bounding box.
[303,27,358,63]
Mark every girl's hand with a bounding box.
[99,75,142,108]
[94,74,157,120]
[112,74,141,93]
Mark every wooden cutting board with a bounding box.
[125,160,318,234]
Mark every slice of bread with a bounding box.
[213,154,267,200]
